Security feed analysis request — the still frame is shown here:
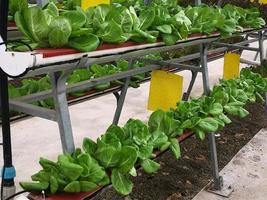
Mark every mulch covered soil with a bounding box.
[92,102,267,200]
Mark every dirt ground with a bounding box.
[92,102,267,200]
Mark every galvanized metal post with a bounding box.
[144,0,151,6]
[183,71,198,101]
[195,0,202,5]
[200,44,220,188]
[264,31,267,59]
[36,0,49,7]
[200,43,222,189]
[217,0,223,6]
[112,60,134,125]
[0,0,16,199]
[201,43,233,196]
[209,133,222,189]
[258,31,264,65]
[50,71,75,153]
[200,44,210,95]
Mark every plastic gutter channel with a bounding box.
[9,27,265,77]
[27,131,194,200]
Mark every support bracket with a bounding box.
[50,69,75,153]
[213,42,259,52]
[139,58,202,72]
[112,59,134,125]
[206,176,234,197]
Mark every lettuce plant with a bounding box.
[13,2,265,52]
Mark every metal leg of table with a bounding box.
[113,92,120,103]
[200,44,233,197]
[50,70,75,153]
[144,0,151,5]
[195,0,201,5]
[200,44,210,95]
[112,60,134,125]
[258,31,264,65]
[254,52,259,61]
[264,31,267,59]
[0,73,16,200]
[183,71,198,101]
[217,0,223,6]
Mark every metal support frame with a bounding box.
[195,0,232,196]
[258,31,264,65]
[36,0,49,6]
[183,71,198,101]
[50,70,75,153]
[144,0,151,6]
[2,12,265,200]
[203,30,265,199]
[213,31,265,67]
[245,30,267,62]
[7,54,206,153]
[0,0,266,197]
[202,31,265,198]
[264,31,267,59]
[200,44,210,95]
[201,43,234,197]
[240,58,260,66]
[9,100,57,121]
[217,0,223,6]
[112,60,134,125]
[195,0,201,6]
[113,92,120,103]
[5,29,265,155]
[213,42,259,52]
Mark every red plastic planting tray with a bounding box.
[33,32,217,59]
[28,131,193,200]
[28,191,99,200]
[34,41,150,58]
[8,21,16,28]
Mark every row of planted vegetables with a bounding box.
[20,68,267,196]
[8,0,266,52]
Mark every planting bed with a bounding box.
[92,102,267,200]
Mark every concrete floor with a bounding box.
[193,128,267,200]
[0,42,264,194]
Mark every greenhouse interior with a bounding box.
[1,0,267,199]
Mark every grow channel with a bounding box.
[1,0,267,199]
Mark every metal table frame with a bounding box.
[7,29,264,153]
[1,0,266,199]
[4,29,264,198]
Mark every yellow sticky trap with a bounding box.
[81,0,110,10]
[251,0,267,4]
[148,70,183,111]
[223,52,240,80]
[260,0,267,4]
